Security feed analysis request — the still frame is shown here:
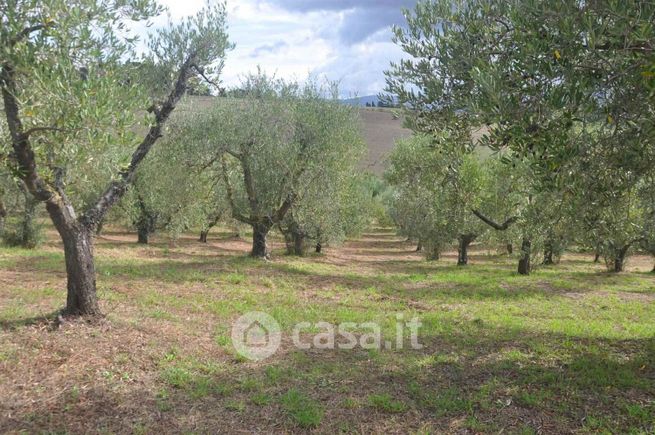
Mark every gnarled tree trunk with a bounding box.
[613,245,630,273]
[457,234,476,266]
[251,222,271,258]
[135,216,156,244]
[283,220,306,256]
[134,195,157,245]
[291,230,305,256]
[46,201,100,316]
[137,225,150,244]
[199,212,221,243]
[2,43,201,317]
[518,238,531,275]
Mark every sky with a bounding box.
[154,0,417,97]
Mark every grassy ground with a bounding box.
[0,228,654,434]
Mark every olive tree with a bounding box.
[276,96,367,256]
[386,134,492,264]
[178,74,366,258]
[386,135,451,260]
[278,171,372,256]
[0,1,231,316]
[122,143,215,244]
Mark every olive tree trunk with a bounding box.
[47,202,100,316]
[457,234,476,266]
[2,42,201,317]
[251,223,272,258]
[292,230,306,256]
[283,221,306,256]
[612,245,630,273]
[199,213,221,243]
[137,226,150,244]
[518,238,531,275]
[135,217,156,244]
[0,197,6,237]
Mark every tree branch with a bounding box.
[221,154,252,225]
[0,64,53,202]
[471,209,517,231]
[82,51,199,230]
[21,126,68,139]
[192,64,219,88]
[271,193,296,224]
[9,23,53,47]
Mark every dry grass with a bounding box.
[0,227,654,434]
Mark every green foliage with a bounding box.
[1,0,160,200]
[117,101,229,240]
[171,72,369,256]
[277,81,368,250]
[0,0,232,211]
[386,134,494,260]
[0,175,43,248]
[385,0,655,271]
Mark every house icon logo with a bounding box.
[231,312,281,361]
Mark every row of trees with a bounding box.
[123,73,372,259]
[384,0,655,274]
[386,135,655,273]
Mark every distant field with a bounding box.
[357,108,412,175]
[0,228,653,433]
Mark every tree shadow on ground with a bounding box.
[0,310,61,331]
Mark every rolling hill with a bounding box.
[358,108,411,175]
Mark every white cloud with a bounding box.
[150,0,412,96]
